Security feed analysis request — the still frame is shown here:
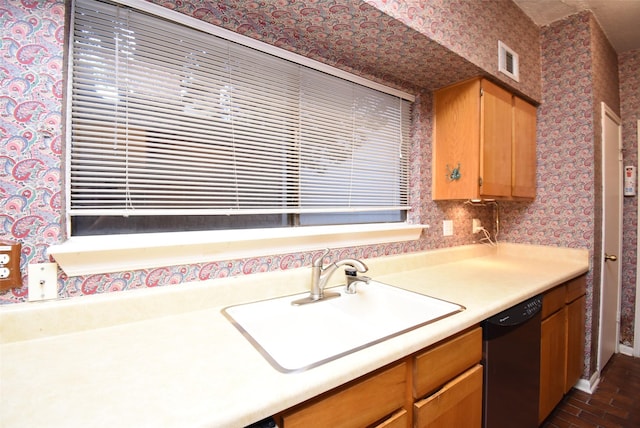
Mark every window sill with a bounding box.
[48,223,428,277]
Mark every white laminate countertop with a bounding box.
[0,243,589,428]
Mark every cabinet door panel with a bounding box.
[480,79,513,197]
[282,363,406,428]
[414,365,483,428]
[512,97,537,198]
[433,79,481,200]
[539,308,567,423]
[566,295,586,392]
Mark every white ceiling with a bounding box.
[513,0,640,53]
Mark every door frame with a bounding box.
[636,120,640,357]
[598,102,623,370]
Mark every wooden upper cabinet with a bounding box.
[433,77,537,200]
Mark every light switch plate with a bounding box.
[28,263,58,301]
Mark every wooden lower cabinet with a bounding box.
[413,365,483,428]
[277,326,482,428]
[539,306,567,423]
[539,275,587,423]
[280,362,407,428]
[413,327,482,398]
[413,328,483,428]
[565,295,587,393]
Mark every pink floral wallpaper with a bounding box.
[148,0,488,94]
[620,49,640,347]
[0,0,636,378]
[500,10,625,374]
[1,0,66,298]
[501,11,599,374]
[364,0,541,101]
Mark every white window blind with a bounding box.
[69,0,412,218]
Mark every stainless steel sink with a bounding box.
[222,281,464,372]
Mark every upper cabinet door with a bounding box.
[480,80,513,198]
[512,97,537,198]
[432,79,482,200]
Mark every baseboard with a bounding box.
[619,344,634,356]
[574,370,600,394]
[570,348,638,395]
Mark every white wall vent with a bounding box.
[498,41,519,82]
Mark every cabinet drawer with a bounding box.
[374,409,408,428]
[542,285,566,319]
[281,362,406,428]
[413,327,481,399]
[414,364,483,428]
[566,275,587,303]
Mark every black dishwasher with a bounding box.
[482,296,542,428]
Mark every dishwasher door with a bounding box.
[482,296,542,428]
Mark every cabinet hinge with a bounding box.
[479,177,483,187]
[480,88,484,97]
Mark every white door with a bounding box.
[598,103,622,371]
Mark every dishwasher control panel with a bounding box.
[485,296,542,326]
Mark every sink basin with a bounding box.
[222,281,464,372]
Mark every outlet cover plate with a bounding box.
[443,220,453,236]
[28,263,58,301]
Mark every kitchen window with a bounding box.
[68,0,414,237]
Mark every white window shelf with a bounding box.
[48,223,428,277]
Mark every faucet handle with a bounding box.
[345,266,357,278]
[344,267,370,294]
[313,248,331,267]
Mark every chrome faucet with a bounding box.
[292,249,368,305]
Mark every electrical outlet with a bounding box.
[443,220,453,236]
[472,218,483,234]
[28,263,58,301]
[0,241,22,290]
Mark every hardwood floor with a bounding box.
[542,353,640,428]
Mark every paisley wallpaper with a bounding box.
[363,0,541,101]
[0,0,637,376]
[1,0,66,300]
[620,49,640,347]
[499,10,622,374]
[502,11,596,372]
